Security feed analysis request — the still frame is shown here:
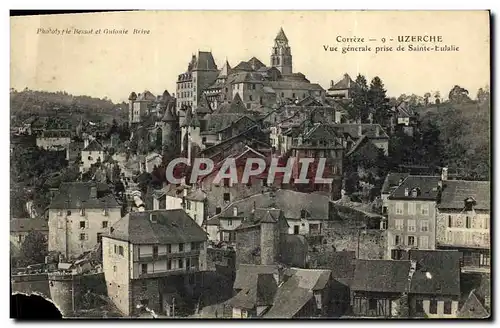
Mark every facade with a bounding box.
[102,209,208,316]
[153,185,207,227]
[128,91,156,125]
[80,139,105,173]
[326,74,356,99]
[47,182,122,260]
[435,180,490,272]
[10,218,49,258]
[386,176,441,259]
[36,129,72,160]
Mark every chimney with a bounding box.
[330,80,334,88]
[375,125,380,137]
[183,188,188,197]
[90,186,97,198]
[404,188,409,197]
[441,167,448,181]
[233,207,238,217]
[358,125,363,137]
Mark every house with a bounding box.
[350,250,461,318]
[144,152,162,173]
[80,139,105,173]
[332,123,390,156]
[436,180,490,273]
[36,129,72,160]
[227,264,333,318]
[47,182,122,260]
[10,218,49,258]
[326,74,356,99]
[389,101,417,136]
[102,209,208,317]
[380,173,410,215]
[386,175,441,259]
[153,185,207,227]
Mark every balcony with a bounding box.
[136,250,201,263]
[136,266,200,279]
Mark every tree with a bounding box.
[349,74,369,123]
[434,91,441,106]
[20,231,48,265]
[423,92,432,106]
[448,85,471,104]
[477,86,490,104]
[368,76,391,126]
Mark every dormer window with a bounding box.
[103,208,109,216]
[464,197,476,211]
[411,188,420,198]
[150,214,158,224]
[80,208,85,216]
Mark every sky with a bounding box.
[10,11,490,103]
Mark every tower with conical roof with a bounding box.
[160,103,177,153]
[180,107,202,163]
[270,27,293,75]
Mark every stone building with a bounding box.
[47,182,122,260]
[10,218,49,259]
[80,139,105,173]
[102,209,208,316]
[326,73,356,100]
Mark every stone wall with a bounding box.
[11,273,50,299]
[235,226,261,267]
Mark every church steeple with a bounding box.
[271,27,292,75]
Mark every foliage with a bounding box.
[20,231,48,265]
[448,85,471,104]
[368,76,391,126]
[348,74,369,122]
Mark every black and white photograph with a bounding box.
[9,10,491,319]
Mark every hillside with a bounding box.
[10,89,128,126]
[418,100,490,179]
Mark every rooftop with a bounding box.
[10,218,48,233]
[389,175,441,201]
[49,182,120,209]
[438,180,490,210]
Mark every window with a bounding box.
[391,249,403,260]
[466,216,472,229]
[114,245,117,254]
[443,301,452,315]
[80,221,86,229]
[407,236,415,246]
[167,260,172,270]
[407,220,416,232]
[395,202,404,215]
[419,236,429,249]
[216,207,222,214]
[228,219,233,226]
[223,193,230,202]
[141,264,147,274]
[186,200,191,210]
[103,208,109,216]
[480,253,490,266]
[57,220,63,229]
[113,265,117,272]
[429,300,438,314]
[191,242,199,251]
[179,243,184,252]
[394,235,401,246]
[419,220,429,232]
[416,300,424,313]
[17,235,22,243]
[153,246,158,260]
[448,215,453,228]
[408,203,416,215]
[421,204,429,216]
[395,219,404,230]
[178,259,184,269]
[67,210,72,216]
[118,246,124,256]
[294,225,300,235]
[80,233,87,241]
[102,221,108,229]
[186,258,191,269]
[80,208,85,216]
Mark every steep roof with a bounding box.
[233,61,253,72]
[329,74,356,91]
[268,80,324,91]
[351,259,411,293]
[161,106,176,122]
[264,268,331,318]
[10,218,48,233]
[193,51,218,71]
[233,264,279,290]
[308,251,355,280]
[106,209,208,244]
[438,180,490,210]
[247,57,266,71]
[217,60,231,79]
[136,90,156,101]
[408,250,461,296]
[381,172,410,194]
[49,182,120,209]
[331,123,389,139]
[83,139,104,151]
[228,273,277,309]
[389,175,441,201]
[275,27,288,42]
[457,290,489,318]
[215,94,247,114]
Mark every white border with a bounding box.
[3,1,498,327]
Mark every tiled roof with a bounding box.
[214,190,331,221]
[228,273,277,309]
[308,251,355,280]
[136,90,156,101]
[106,209,208,244]
[351,259,411,293]
[203,114,249,133]
[215,94,247,114]
[247,57,266,71]
[83,139,104,151]
[438,180,490,210]
[49,182,120,209]
[161,106,176,122]
[331,123,389,139]
[233,264,279,290]
[230,71,265,84]
[457,290,489,318]
[233,61,253,72]
[193,51,218,71]
[217,60,231,79]
[10,218,48,233]
[381,173,410,194]
[329,74,355,90]
[264,268,331,318]
[389,175,441,200]
[408,250,461,296]
[268,80,324,91]
[40,129,72,138]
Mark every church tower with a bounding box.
[270,27,293,76]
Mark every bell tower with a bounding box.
[271,27,293,75]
